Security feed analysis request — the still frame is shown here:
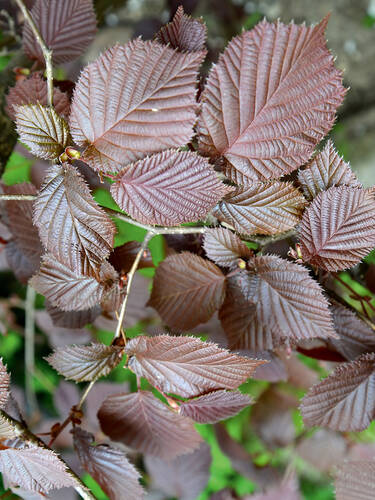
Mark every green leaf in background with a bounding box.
[2,151,32,185]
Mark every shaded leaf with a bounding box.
[53,381,80,417]
[6,73,70,121]
[213,182,306,235]
[0,360,10,409]
[47,303,101,329]
[219,256,335,350]
[46,343,123,382]
[73,427,144,500]
[70,40,204,173]
[249,480,301,500]
[198,18,345,183]
[180,390,252,423]
[296,429,346,473]
[125,335,263,398]
[35,309,92,349]
[15,104,71,160]
[203,227,252,267]
[145,443,211,500]
[34,164,116,276]
[109,241,153,275]
[23,0,96,65]
[298,140,361,200]
[111,150,229,226]
[241,350,287,383]
[6,239,40,285]
[335,460,375,500]
[300,353,375,431]
[156,6,207,53]
[298,186,375,271]
[98,390,202,459]
[149,252,226,329]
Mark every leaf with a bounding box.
[298,140,361,200]
[33,164,116,276]
[73,427,144,500]
[249,480,301,500]
[111,150,230,226]
[98,390,202,459]
[180,390,252,423]
[300,353,375,431]
[0,445,78,494]
[15,104,71,160]
[328,302,375,360]
[335,461,375,500]
[298,186,375,271]
[0,413,19,441]
[149,252,226,329]
[155,5,207,53]
[145,443,211,500]
[219,255,335,350]
[212,181,306,235]
[6,73,70,122]
[30,254,106,311]
[244,350,287,383]
[198,18,345,183]
[46,343,123,382]
[109,241,153,275]
[296,429,347,473]
[0,360,10,409]
[23,0,97,65]
[203,228,253,267]
[70,40,204,173]
[125,335,263,398]
[5,239,38,285]
[47,303,101,329]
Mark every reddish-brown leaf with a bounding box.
[299,186,375,271]
[203,228,252,267]
[241,350,287,383]
[125,335,263,397]
[155,5,207,53]
[70,40,204,173]
[0,360,10,409]
[23,0,96,65]
[300,353,375,431]
[47,303,101,329]
[296,429,347,473]
[249,480,301,500]
[298,140,361,200]
[111,150,229,226]
[213,182,306,235]
[219,256,335,350]
[148,252,226,329]
[73,427,144,500]
[98,391,202,459]
[109,241,153,275]
[198,18,345,183]
[335,460,375,500]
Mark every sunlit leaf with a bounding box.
[203,227,253,267]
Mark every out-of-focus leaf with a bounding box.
[203,227,253,267]
[109,241,153,275]
[296,429,347,472]
[47,304,101,329]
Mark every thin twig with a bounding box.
[25,285,38,418]
[13,0,53,107]
[334,273,375,315]
[76,380,95,411]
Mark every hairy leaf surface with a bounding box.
[70,40,204,173]
[98,391,202,459]
[15,104,71,160]
[73,427,144,500]
[219,256,335,350]
[335,461,375,500]
[34,164,115,276]
[213,181,306,235]
[0,360,9,409]
[23,0,97,65]
[298,186,375,271]
[148,252,226,329]
[300,353,375,431]
[125,335,263,397]
[298,140,361,200]
[0,413,19,440]
[203,228,252,266]
[198,18,345,182]
[111,150,229,226]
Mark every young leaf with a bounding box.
[111,150,230,226]
[298,140,361,200]
[73,427,144,500]
[298,186,375,271]
[213,181,306,235]
[198,18,345,183]
[46,343,123,382]
[180,390,252,423]
[6,73,70,121]
[335,461,375,500]
[15,104,71,160]
[109,241,153,275]
[219,256,335,350]
[34,164,116,276]
[98,391,202,459]
[23,0,97,65]
[300,353,375,431]
[125,335,263,397]
[148,252,226,329]
[70,40,204,173]
[155,5,207,53]
[203,227,253,267]
[145,443,211,500]
[0,360,10,409]
[0,445,78,495]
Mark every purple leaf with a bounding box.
[203,227,253,267]
[47,304,101,329]
[109,241,153,275]
[0,359,10,409]
[335,460,375,500]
